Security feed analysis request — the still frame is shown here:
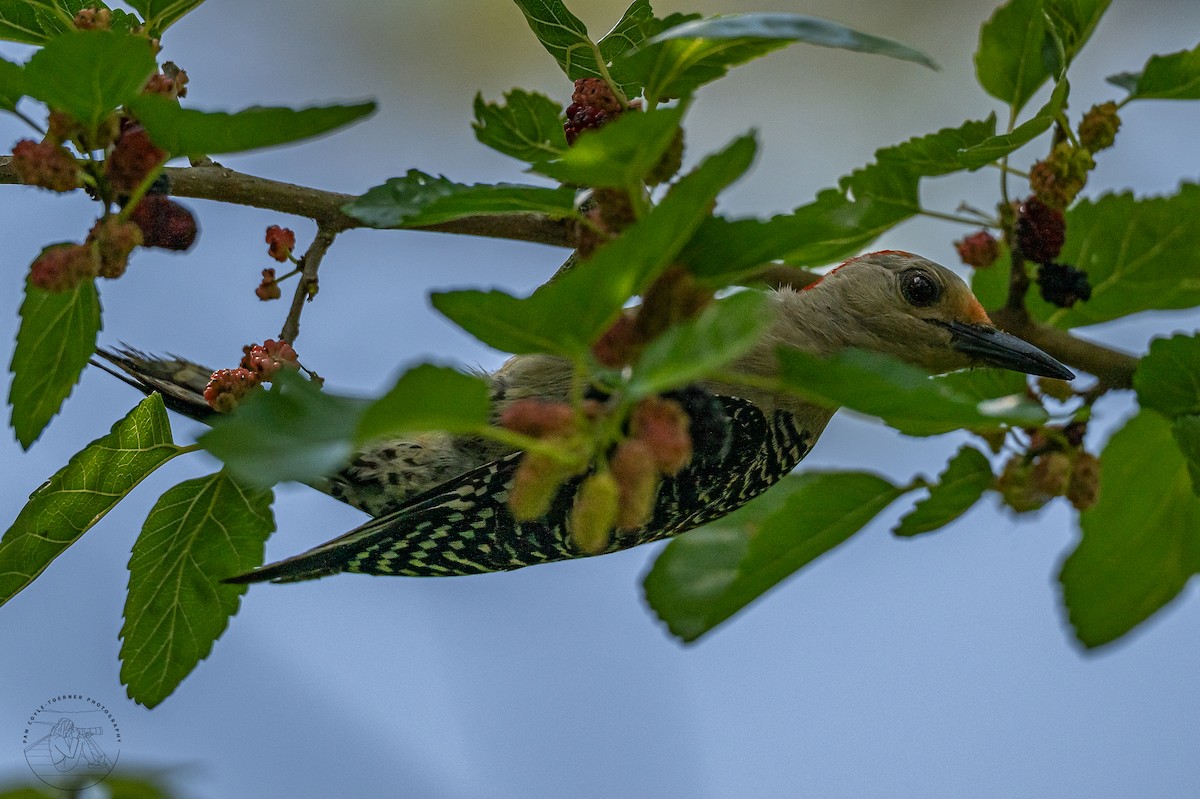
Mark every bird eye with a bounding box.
[900,270,941,307]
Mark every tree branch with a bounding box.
[0,157,576,247]
[988,306,1139,389]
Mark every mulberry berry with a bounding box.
[1037,262,1092,308]
[1016,198,1065,263]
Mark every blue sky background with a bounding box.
[2,1,1199,796]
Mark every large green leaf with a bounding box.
[510,0,604,83]
[1040,185,1200,328]
[1134,334,1200,495]
[645,471,908,642]
[1043,0,1111,68]
[0,395,182,608]
[625,290,774,400]
[622,12,935,103]
[0,54,24,111]
[530,103,685,190]
[1174,415,1200,495]
[1134,334,1200,418]
[684,117,996,278]
[771,348,1048,436]
[595,0,652,69]
[129,94,375,157]
[1060,411,1200,648]
[344,170,577,230]
[198,371,368,488]
[120,471,273,707]
[23,30,156,134]
[932,367,1030,403]
[432,133,756,359]
[974,0,1056,113]
[125,0,204,34]
[356,364,492,444]
[9,276,102,449]
[1108,44,1200,101]
[0,0,77,45]
[472,89,568,164]
[894,446,994,537]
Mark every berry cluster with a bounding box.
[1037,262,1092,308]
[997,422,1099,513]
[142,63,189,100]
[1029,141,1094,209]
[563,78,624,145]
[12,46,200,293]
[501,389,698,555]
[203,340,300,413]
[953,230,1000,269]
[1012,197,1091,308]
[1015,198,1065,263]
[12,139,80,192]
[1077,102,1121,154]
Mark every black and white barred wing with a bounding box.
[224,451,576,583]
[224,395,814,584]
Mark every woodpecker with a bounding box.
[95,251,1072,583]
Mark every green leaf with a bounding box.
[1038,185,1200,328]
[344,170,577,230]
[125,0,204,34]
[356,364,491,445]
[23,30,156,134]
[1060,410,1200,648]
[1043,0,1111,67]
[894,446,993,537]
[626,290,774,400]
[433,133,756,359]
[511,0,604,82]
[0,395,182,608]
[472,89,568,163]
[685,117,996,277]
[969,242,1012,311]
[974,0,1056,113]
[645,471,907,642]
[0,55,24,111]
[198,371,368,488]
[595,0,652,67]
[933,367,1030,403]
[531,103,684,190]
[9,276,102,449]
[128,94,375,157]
[120,471,273,707]
[1174,415,1200,495]
[956,79,1068,169]
[1108,44,1200,101]
[1134,334,1200,418]
[773,348,1048,436]
[622,12,935,103]
[0,0,75,45]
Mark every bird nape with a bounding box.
[93,251,1072,584]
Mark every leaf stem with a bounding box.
[918,207,997,227]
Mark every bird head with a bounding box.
[776,251,1074,380]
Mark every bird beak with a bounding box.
[937,321,1075,380]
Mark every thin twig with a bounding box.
[280,224,337,344]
